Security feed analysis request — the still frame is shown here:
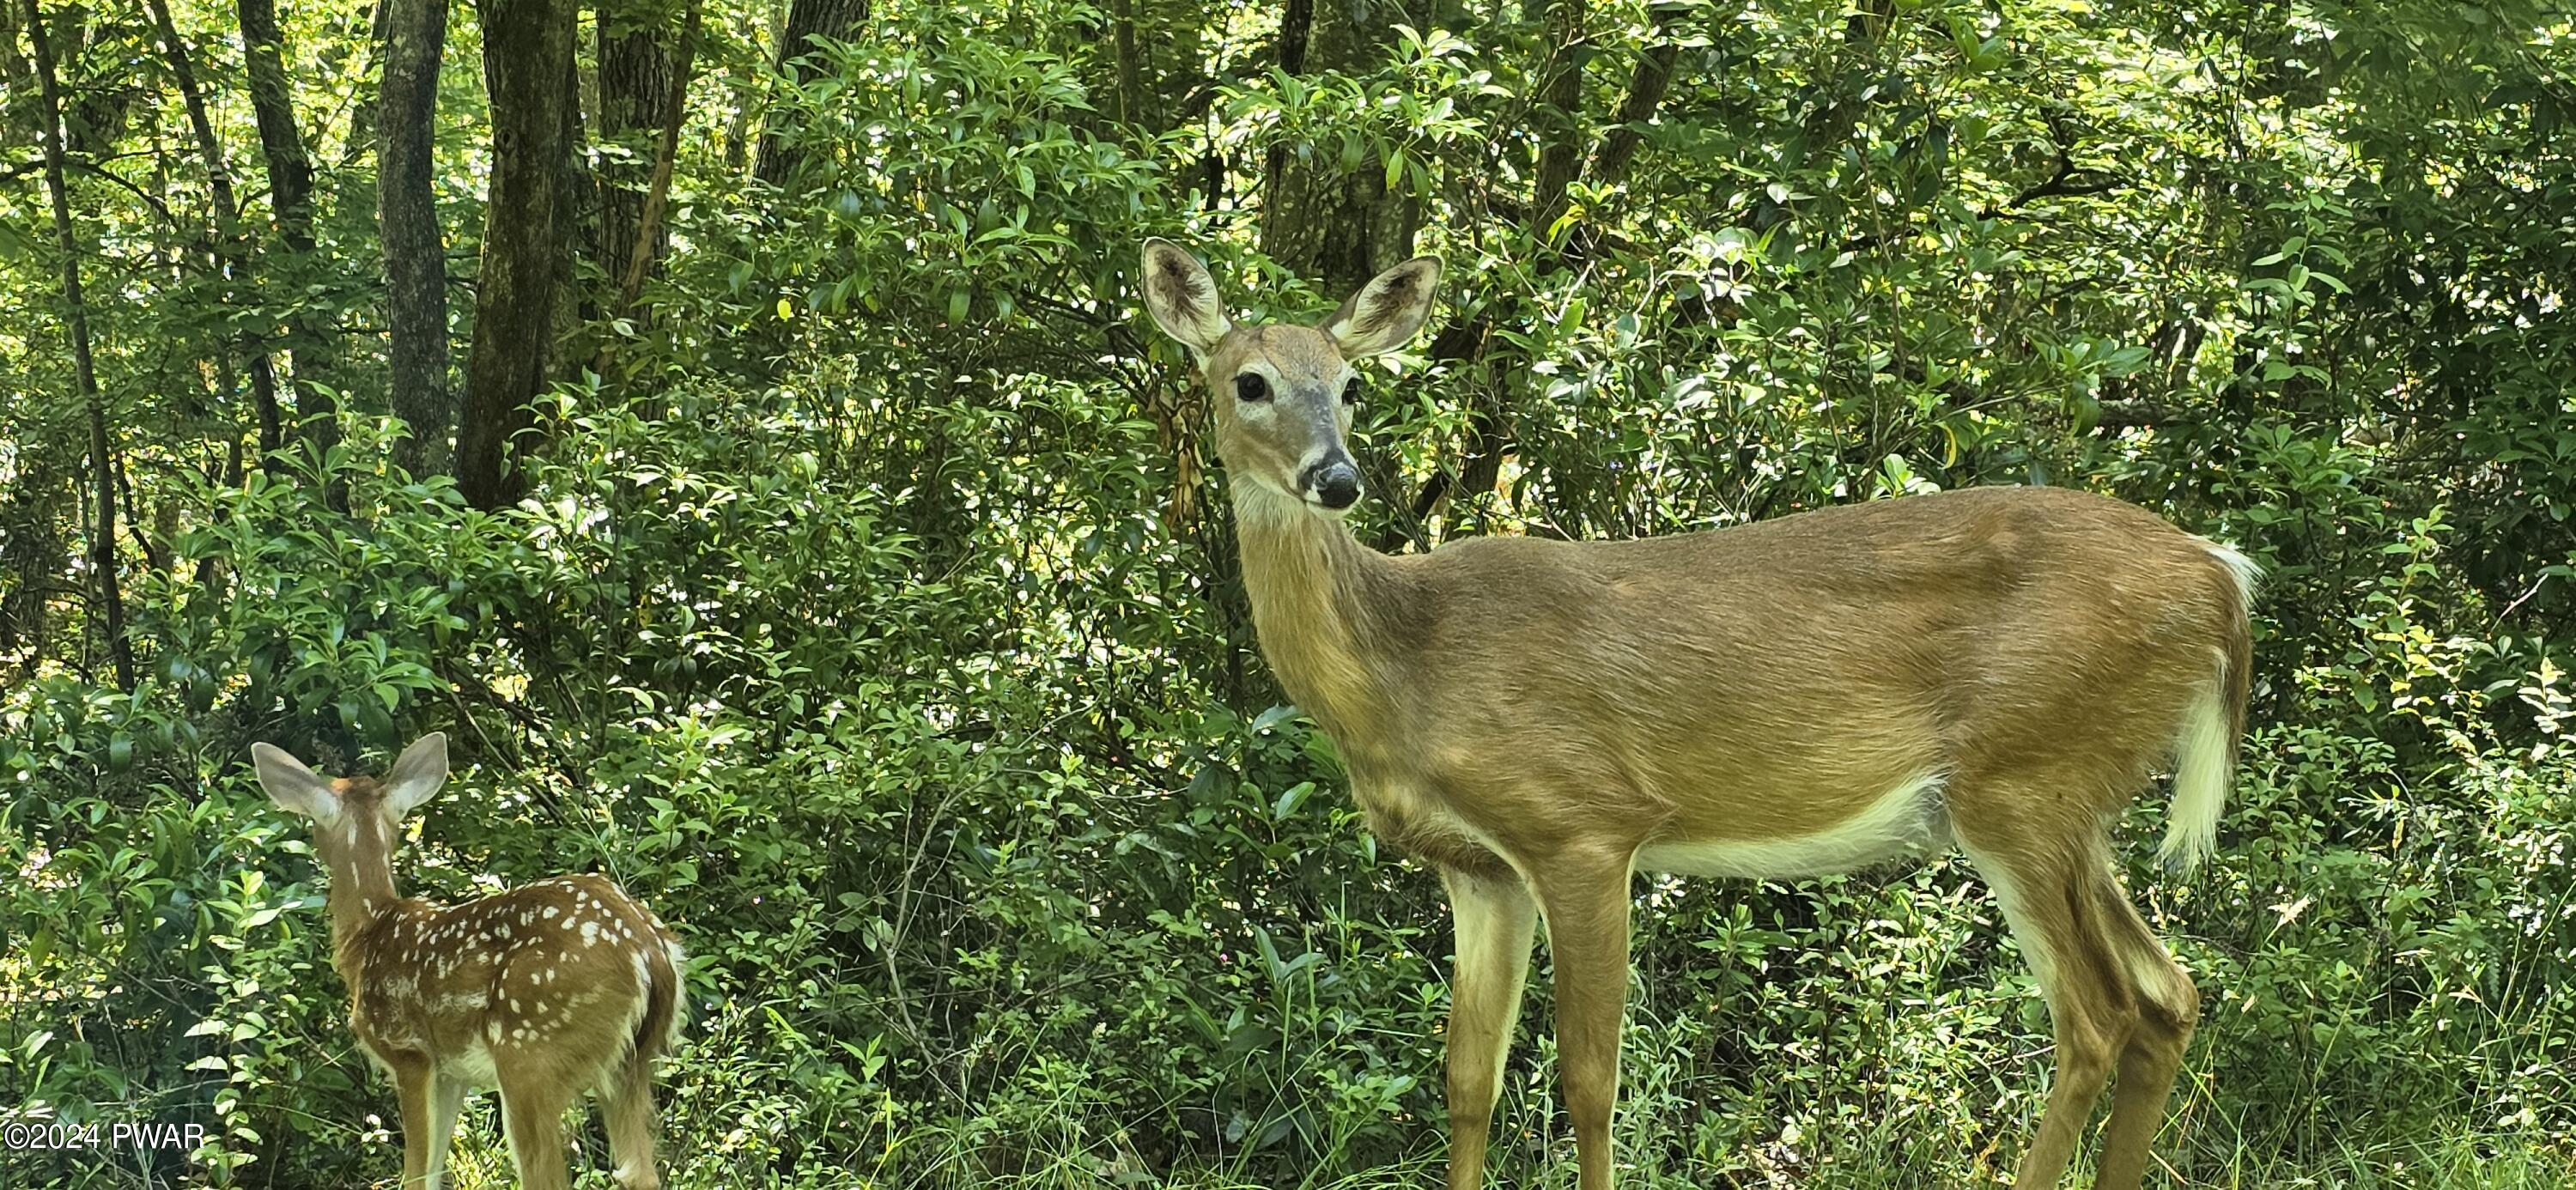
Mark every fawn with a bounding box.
[252,732,684,1190]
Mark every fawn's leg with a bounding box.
[422,1073,466,1190]
[604,1056,666,1190]
[388,1053,434,1190]
[497,1066,574,1190]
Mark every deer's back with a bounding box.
[349,874,678,1086]
[1377,486,2244,855]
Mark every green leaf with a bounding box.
[1271,781,1315,822]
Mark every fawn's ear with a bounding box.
[384,732,448,820]
[252,744,341,823]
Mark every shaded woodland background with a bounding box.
[4,0,2576,1185]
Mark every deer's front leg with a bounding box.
[1535,857,1634,1190]
[1443,866,1537,1190]
[386,1051,435,1189]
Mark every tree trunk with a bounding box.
[24,0,133,689]
[1257,0,1421,296]
[597,0,681,288]
[380,0,452,476]
[237,0,342,488]
[0,458,65,666]
[1528,0,1587,257]
[456,0,576,509]
[144,0,286,464]
[753,0,866,187]
[605,1,702,325]
[550,52,592,386]
[1585,2,1680,194]
[1425,1,1586,537]
[1108,0,1143,125]
[344,0,395,165]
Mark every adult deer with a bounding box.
[252,733,685,1190]
[1139,240,2255,1189]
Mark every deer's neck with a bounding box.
[325,825,402,981]
[1231,483,1413,741]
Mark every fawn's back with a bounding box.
[351,874,683,1087]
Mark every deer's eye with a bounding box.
[1341,378,1362,405]
[1235,373,1270,402]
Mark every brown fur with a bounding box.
[255,736,683,1190]
[1140,240,2256,1190]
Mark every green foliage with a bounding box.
[5,0,2576,1186]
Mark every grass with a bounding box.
[335,1053,2576,1190]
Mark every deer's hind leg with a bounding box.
[2090,879,2199,1190]
[495,1057,576,1190]
[1959,808,2195,1190]
[423,1073,466,1190]
[602,1055,665,1190]
[386,1051,435,1189]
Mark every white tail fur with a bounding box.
[2159,541,2260,871]
[2156,677,2233,871]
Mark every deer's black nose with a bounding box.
[1305,458,1362,510]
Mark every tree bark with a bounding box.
[1528,0,1587,258]
[550,51,592,386]
[1586,2,1680,194]
[144,0,288,465]
[597,0,681,287]
[237,0,341,485]
[343,0,395,165]
[456,0,576,509]
[1423,1,1586,537]
[753,0,867,187]
[380,0,452,476]
[589,3,699,381]
[25,0,133,689]
[610,1,701,318]
[1108,0,1143,125]
[1257,0,1421,296]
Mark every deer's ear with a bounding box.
[252,744,341,823]
[1140,239,1233,357]
[1323,256,1443,358]
[383,732,448,820]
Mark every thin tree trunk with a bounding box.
[1257,0,1419,296]
[456,0,576,508]
[1108,0,1142,124]
[550,51,594,386]
[1429,2,1588,537]
[145,0,286,465]
[344,0,394,164]
[0,458,66,664]
[753,0,866,187]
[25,0,134,689]
[380,0,452,476]
[610,2,701,319]
[1586,3,1680,195]
[597,0,681,288]
[590,3,699,382]
[722,0,784,173]
[1528,0,1587,257]
[238,0,342,489]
